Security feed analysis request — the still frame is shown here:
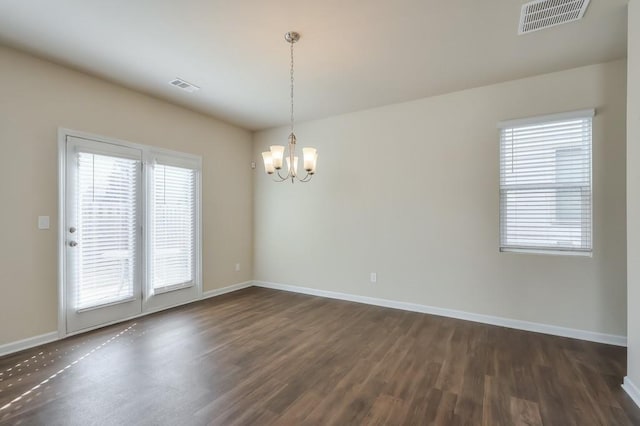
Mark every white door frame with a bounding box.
[57,128,203,339]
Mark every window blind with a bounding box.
[150,163,196,292]
[76,153,138,309]
[499,112,593,254]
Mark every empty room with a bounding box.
[0,0,639,424]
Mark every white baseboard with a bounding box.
[623,377,640,408]
[253,281,627,347]
[202,281,253,299]
[0,281,253,358]
[0,280,625,358]
[0,331,59,357]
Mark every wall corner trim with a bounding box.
[623,377,640,408]
[253,281,627,347]
[0,332,59,357]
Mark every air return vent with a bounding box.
[519,0,591,35]
[169,78,200,93]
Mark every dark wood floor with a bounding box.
[0,287,638,425]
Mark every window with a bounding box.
[498,110,593,255]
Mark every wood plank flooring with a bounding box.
[0,287,638,425]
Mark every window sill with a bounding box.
[500,247,592,257]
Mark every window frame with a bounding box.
[497,109,595,256]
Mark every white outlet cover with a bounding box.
[38,216,50,230]
[370,272,377,283]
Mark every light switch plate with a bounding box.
[38,216,50,230]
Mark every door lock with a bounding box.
[69,241,78,247]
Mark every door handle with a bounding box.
[69,241,78,247]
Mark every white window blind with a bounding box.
[76,153,138,309]
[499,110,593,254]
[150,163,196,292]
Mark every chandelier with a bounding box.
[261,31,318,183]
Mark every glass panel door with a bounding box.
[65,136,142,333]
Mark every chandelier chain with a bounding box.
[290,39,295,134]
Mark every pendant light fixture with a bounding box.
[261,31,317,183]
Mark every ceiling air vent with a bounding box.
[169,78,200,93]
[519,0,591,35]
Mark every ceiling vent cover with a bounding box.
[519,0,591,35]
[169,78,200,93]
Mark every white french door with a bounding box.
[62,132,201,335]
[64,136,143,333]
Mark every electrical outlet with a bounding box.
[370,272,377,283]
[235,263,241,272]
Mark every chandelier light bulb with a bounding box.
[269,145,285,169]
[303,147,317,172]
[261,151,275,174]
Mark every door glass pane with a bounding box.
[151,164,196,291]
[75,152,138,309]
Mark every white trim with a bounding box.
[62,281,250,339]
[623,377,640,408]
[196,167,203,300]
[497,108,595,129]
[500,248,593,257]
[2,280,626,357]
[1,281,252,357]
[151,151,202,169]
[202,281,253,299]
[57,128,204,338]
[253,281,627,347]
[0,332,59,357]
[58,128,202,162]
[57,130,67,339]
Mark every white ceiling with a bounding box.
[0,0,628,130]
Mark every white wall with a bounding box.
[0,45,254,345]
[254,60,627,339]
[626,0,640,404]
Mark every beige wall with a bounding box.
[254,60,627,337]
[627,0,640,390]
[0,45,253,345]
[0,40,630,350]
